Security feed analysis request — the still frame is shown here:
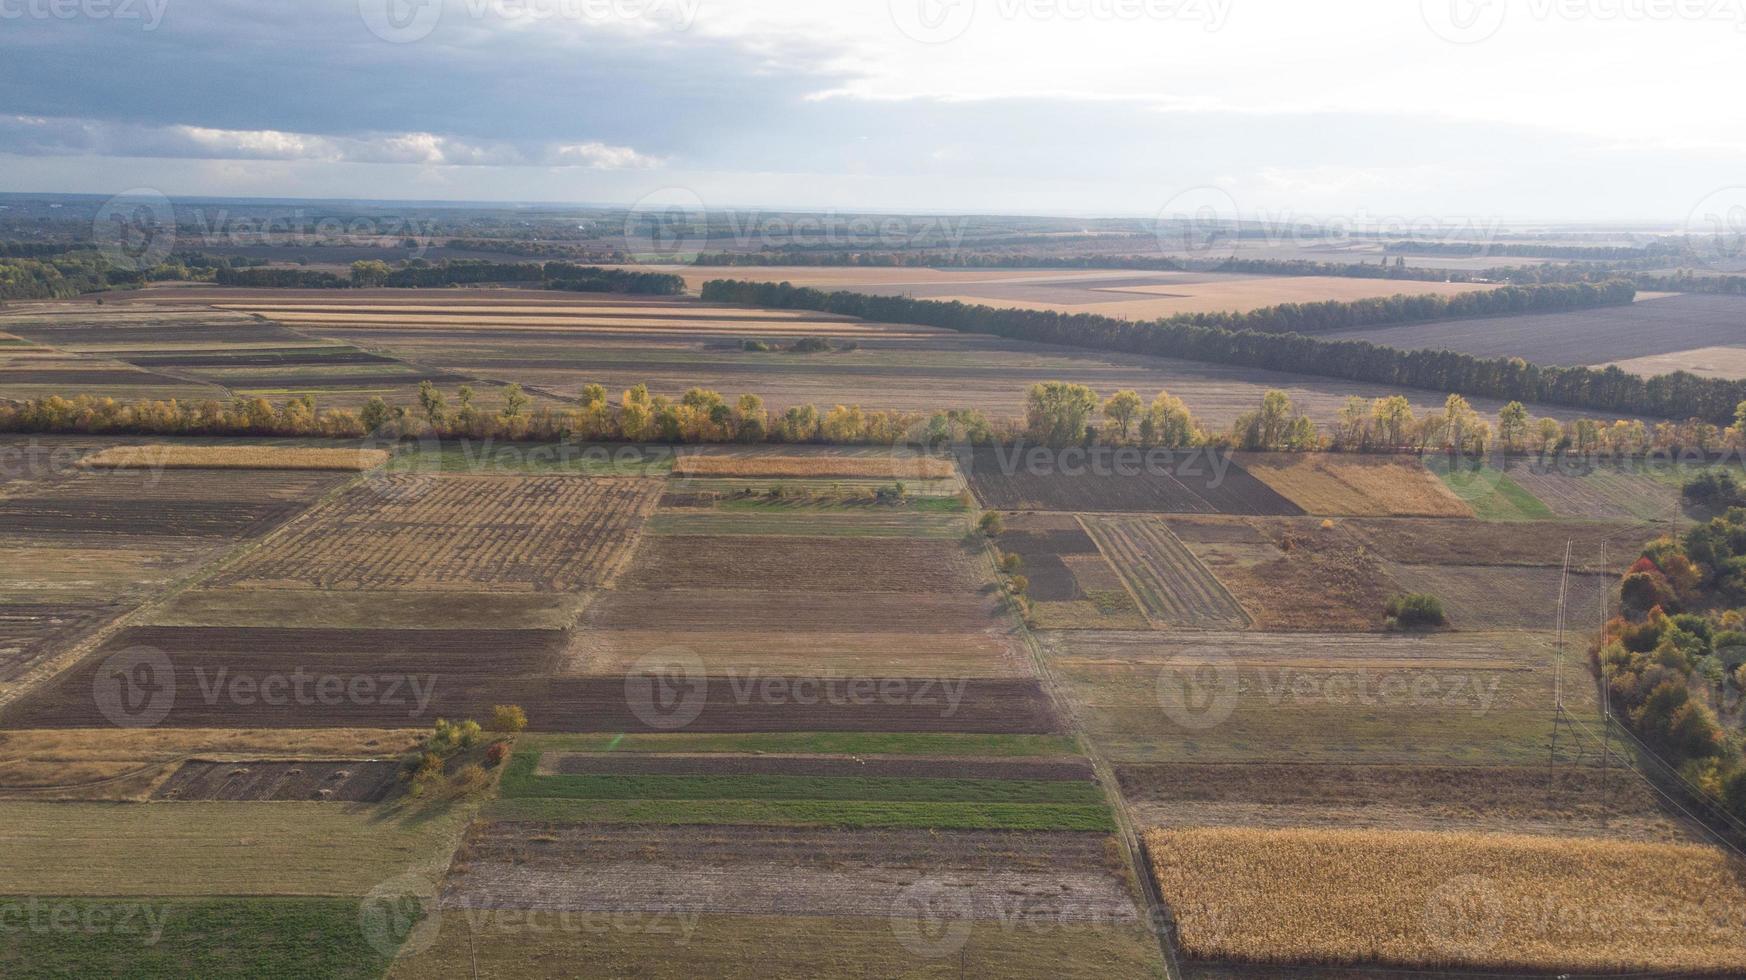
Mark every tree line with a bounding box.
[700,278,1746,424]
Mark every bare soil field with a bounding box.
[621,532,988,593]
[1384,563,1614,630]
[1147,826,1746,973]
[1080,515,1250,629]
[1043,629,1582,764]
[151,759,402,802]
[1237,454,1472,517]
[0,727,418,800]
[965,448,1301,515]
[213,475,662,592]
[149,587,589,630]
[444,821,1137,922]
[1342,518,1654,570]
[1325,292,1746,368]
[1117,763,1688,841]
[0,468,346,539]
[1165,517,1400,631]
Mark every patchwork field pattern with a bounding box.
[213,475,663,592]
[994,513,1145,630]
[1147,826,1746,973]
[965,448,1302,515]
[1078,516,1248,629]
[1237,453,1472,517]
[1499,459,1689,522]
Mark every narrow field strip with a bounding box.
[485,797,1116,831]
[521,732,1083,757]
[500,763,1106,805]
[79,444,390,471]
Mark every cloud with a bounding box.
[0,116,661,169]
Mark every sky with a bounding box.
[1,0,1742,223]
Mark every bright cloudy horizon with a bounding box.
[2,0,1742,223]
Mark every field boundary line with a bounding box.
[976,531,1184,980]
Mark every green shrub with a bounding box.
[1387,593,1447,629]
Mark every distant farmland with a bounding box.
[1324,292,1746,371]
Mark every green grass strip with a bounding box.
[1427,460,1554,521]
[484,797,1115,831]
[518,732,1080,757]
[0,896,411,980]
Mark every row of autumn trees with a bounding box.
[701,279,1746,425]
[9,378,1742,459]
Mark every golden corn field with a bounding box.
[80,444,391,471]
[1146,826,1746,972]
[672,455,958,480]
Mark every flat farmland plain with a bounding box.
[633,265,1498,319]
[97,287,1597,428]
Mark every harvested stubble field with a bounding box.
[0,799,475,896]
[1042,630,1584,764]
[1384,563,1614,630]
[569,590,1030,677]
[995,513,1146,630]
[150,759,402,802]
[149,587,590,630]
[1607,343,1746,380]
[0,727,421,801]
[1117,763,1688,841]
[1236,454,1472,517]
[1341,518,1654,571]
[1498,458,1690,522]
[213,475,662,592]
[966,448,1302,515]
[1164,517,1399,631]
[1080,515,1249,629]
[645,505,969,538]
[389,911,1165,980]
[79,444,391,471]
[1146,826,1746,973]
[672,454,958,480]
[1325,292,1746,368]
